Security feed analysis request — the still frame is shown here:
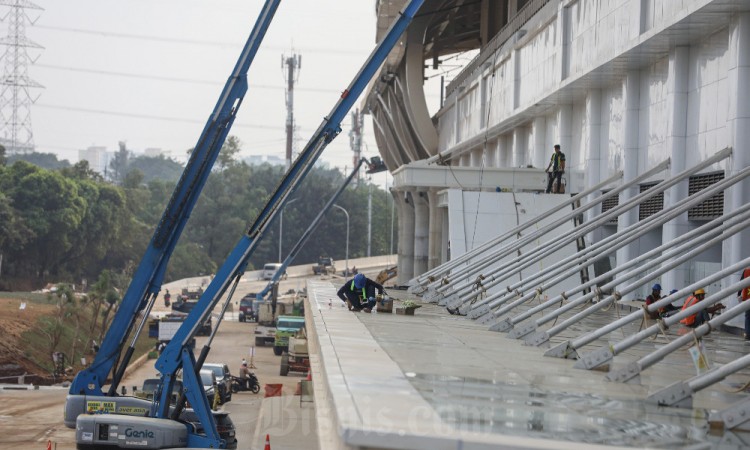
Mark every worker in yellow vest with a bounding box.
[680,288,724,328]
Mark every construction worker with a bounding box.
[680,288,725,328]
[739,268,750,339]
[645,284,679,319]
[337,273,384,313]
[163,289,171,307]
[545,144,566,193]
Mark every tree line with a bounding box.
[0,138,398,292]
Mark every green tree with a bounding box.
[7,152,71,170]
[127,154,183,183]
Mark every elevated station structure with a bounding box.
[366,0,750,332]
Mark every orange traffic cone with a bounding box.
[264,434,271,450]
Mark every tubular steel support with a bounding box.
[573,276,750,370]
[545,257,750,359]
[607,292,750,384]
[409,170,628,292]
[708,394,750,430]
[474,152,742,321]
[507,204,750,340]
[430,163,669,300]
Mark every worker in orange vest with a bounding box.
[680,288,724,328]
[739,268,750,340]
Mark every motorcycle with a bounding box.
[229,373,260,394]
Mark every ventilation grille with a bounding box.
[688,171,724,220]
[600,190,619,224]
[639,182,664,220]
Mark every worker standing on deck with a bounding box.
[337,273,384,313]
[738,268,750,339]
[680,288,724,328]
[545,144,566,193]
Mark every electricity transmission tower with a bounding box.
[282,53,301,168]
[0,0,43,154]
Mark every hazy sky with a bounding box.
[23,0,396,174]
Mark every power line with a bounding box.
[35,102,285,130]
[35,63,341,93]
[35,24,368,55]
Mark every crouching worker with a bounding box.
[337,273,384,313]
[680,288,725,328]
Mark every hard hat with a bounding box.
[669,289,678,295]
[354,273,366,289]
[652,283,662,291]
[694,288,706,295]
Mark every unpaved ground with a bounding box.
[0,276,311,450]
[0,297,56,384]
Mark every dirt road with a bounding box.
[0,302,307,449]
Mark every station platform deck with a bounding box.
[305,280,750,449]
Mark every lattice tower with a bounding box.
[0,0,43,154]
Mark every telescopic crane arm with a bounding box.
[68,0,282,398]
[151,0,425,436]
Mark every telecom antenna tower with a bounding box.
[0,0,43,154]
[282,53,300,168]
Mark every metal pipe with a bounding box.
[505,190,750,325]
[471,153,741,313]
[561,259,750,359]
[520,214,750,344]
[689,353,750,393]
[609,297,750,383]
[411,170,629,291]
[431,163,671,296]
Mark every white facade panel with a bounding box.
[687,28,730,171]
[518,21,560,107]
[640,57,670,173]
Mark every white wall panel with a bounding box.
[686,28,730,171]
[518,22,560,106]
[567,0,635,78]
[643,0,701,32]
[639,57,670,174]
[487,58,514,129]
[570,102,585,173]
[604,85,625,176]
[437,102,457,152]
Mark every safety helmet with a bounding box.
[354,273,366,289]
[694,288,706,296]
[669,289,678,295]
[652,283,662,291]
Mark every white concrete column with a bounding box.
[558,105,573,166]
[724,12,750,322]
[413,190,429,277]
[427,189,443,270]
[512,127,527,167]
[616,72,641,299]
[662,46,691,293]
[584,90,603,244]
[393,189,415,284]
[532,116,547,169]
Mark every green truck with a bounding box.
[273,315,305,356]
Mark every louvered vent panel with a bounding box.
[600,190,619,224]
[688,172,724,220]
[639,182,664,220]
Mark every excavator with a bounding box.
[65,1,425,448]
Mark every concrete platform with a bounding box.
[305,280,750,449]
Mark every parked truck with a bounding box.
[280,328,309,376]
[312,256,336,275]
[273,315,305,356]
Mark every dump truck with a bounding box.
[312,256,336,275]
[280,328,309,376]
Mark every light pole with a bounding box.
[333,204,349,276]
[279,198,299,262]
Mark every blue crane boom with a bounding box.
[67,0,281,398]
[256,157,381,306]
[152,0,425,441]
[71,1,425,448]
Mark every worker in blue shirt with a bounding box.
[337,273,384,313]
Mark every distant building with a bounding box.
[78,146,110,175]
